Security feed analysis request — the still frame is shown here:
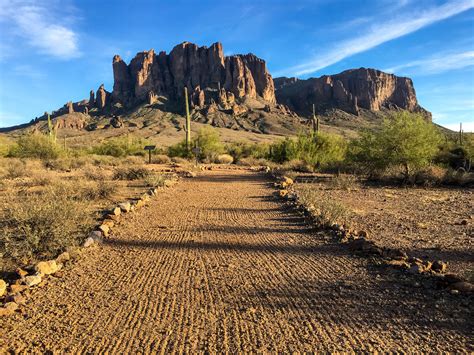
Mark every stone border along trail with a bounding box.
[1,169,472,352]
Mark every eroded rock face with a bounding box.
[89,90,95,107]
[54,113,87,129]
[275,68,426,117]
[67,101,74,114]
[111,42,276,108]
[96,84,109,109]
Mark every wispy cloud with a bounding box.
[0,0,81,60]
[385,51,474,75]
[12,64,45,79]
[282,0,474,76]
[438,121,474,132]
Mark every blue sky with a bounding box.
[0,0,473,131]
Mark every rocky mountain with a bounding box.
[274,68,430,118]
[1,42,432,138]
[112,42,275,110]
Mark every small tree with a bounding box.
[193,126,224,161]
[350,111,441,179]
[8,133,62,160]
[268,132,347,170]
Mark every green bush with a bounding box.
[8,133,63,160]
[225,141,269,162]
[0,135,12,157]
[92,136,150,157]
[349,111,442,179]
[168,140,191,158]
[168,127,225,161]
[268,132,347,170]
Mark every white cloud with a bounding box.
[439,121,474,132]
[0,1,81,60]
[385,51,474,75]
[282,0,474,76]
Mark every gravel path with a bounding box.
[1,169,472,352]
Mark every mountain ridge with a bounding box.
[1,42,431,135]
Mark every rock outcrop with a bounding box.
[111,42,276,108]
[275,68,428,117]
[96,84,109,109]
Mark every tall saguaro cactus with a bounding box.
[46,112,57,142]
[184,87,191,150]
[312,104,320,134]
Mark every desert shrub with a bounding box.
[326,174,359,190]
[296,185,349,226]
[193,127,224,161]
[215,154,234,164]
[441,169,474,186]
[349,111,441,179]
[81,181,117,199]
[268,132,347,170]
[153,154,171,164]
[168,127,225,161]
[123,156,145,165]
[225,141,269,162]
[171,157,189,164]
[282,159,314,173]
[237,157,272,167]
[0,183,93,264]
[8,133,62,160]
[168,140,191,158]
[43,156,88,171]
[412,166,447,186]
[113,166,150,180]
[92,136,150,157]
[0,136,12,157]
[84,167,106,181]
[4,159,30,179]
[88,155,120,167]
[144,173,167,187]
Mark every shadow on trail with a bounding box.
[245,274,473,338]
[195,172,267,184]
[103,236,338,256]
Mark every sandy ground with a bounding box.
[1,169,472,352]
[294,178,474,279]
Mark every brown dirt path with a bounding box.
[1,169,472,352]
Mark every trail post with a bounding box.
[144,145,156,164]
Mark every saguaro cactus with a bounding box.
[184,87,191,150]
[46,112,57,142]
[312,104,320,134]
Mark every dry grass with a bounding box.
[1,182,94,267]
[0,156,174,273]
[215,154,234,164]
[153,154,171,164]
[113,166,150,180]
[295,185,349,226]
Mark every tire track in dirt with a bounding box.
[1,169,472,352]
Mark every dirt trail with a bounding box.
[1,169,472,352]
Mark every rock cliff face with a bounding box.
[111,42,276,108]
[275,68,426,117]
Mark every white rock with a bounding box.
[83,237,94,247]
[0,279,6,297]
[35,260,59,275]
[25,274,42,287]
[118,202,131,213]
